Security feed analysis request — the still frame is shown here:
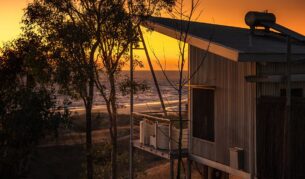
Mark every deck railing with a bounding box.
[132,111,189,158]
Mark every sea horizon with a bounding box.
[59,71,188,111]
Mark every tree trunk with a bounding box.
[86,71,94,179]
[177,66,185,179]
[85,102,93,179]
[109,74,118,179]
[111,133,117,179]
[105,100,118,179]
[177,86,183,179]
[110,109,118,179]
[86,43,97,179]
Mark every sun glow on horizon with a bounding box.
[126,28,188,71]
[1,0,305,70]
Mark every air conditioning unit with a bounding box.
[229,147,244,170]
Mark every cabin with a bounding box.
[130,12,305,179]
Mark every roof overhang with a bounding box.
[143,21,305,63]
[143,21,239,62]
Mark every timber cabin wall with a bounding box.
[256,62,305,179]
[189,45,256,173]
[257,62,305,97]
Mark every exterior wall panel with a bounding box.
[189,45,256,173]
[257,62,305,97]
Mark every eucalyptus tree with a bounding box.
[94,1,175,178]
[24,1,107,178]
[24,0,175,178]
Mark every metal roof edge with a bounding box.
[143,19,305,63]
[143,21,240,62]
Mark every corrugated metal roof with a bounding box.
[146,17,305,62]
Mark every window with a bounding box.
[192,88,215,141]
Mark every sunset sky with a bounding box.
[1,0,305,70]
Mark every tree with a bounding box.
[93,1,175,178]
[0,33,69,179]
[24,1,103,178]
[24,1,175,178]
[151,0,212,178]
[170,2,200,178]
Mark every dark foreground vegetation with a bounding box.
[29,113,165,179]
[28,140,165,179]
[0,0,177,178]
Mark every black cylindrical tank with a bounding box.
[245,11,276,27]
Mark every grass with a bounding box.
[28,113,166,179]
[70,112,130,132]
[28,141,165,179]
[29,145,85,179]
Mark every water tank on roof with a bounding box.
[245,11,305,41]
[245,11,276,27]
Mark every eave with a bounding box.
[143,21,239,62]
[143,21,305,63]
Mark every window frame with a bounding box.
[191,87,215,142]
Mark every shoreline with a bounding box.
[67,99,187,115]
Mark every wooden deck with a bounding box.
[133,140,188,160]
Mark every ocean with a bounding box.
[59,71,188,110]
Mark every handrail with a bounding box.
[133,112,189,123]
[139,110,188,114]
[133,112,170,123]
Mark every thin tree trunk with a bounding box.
[86,48,96,179]
[105,100,117,179]
[109,74,118,179]
[86,102,93,179]
[177,83,183,179]
[111,133,117,179]
[110,110,118,179]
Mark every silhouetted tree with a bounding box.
[24,1,104,178]
[0,33,69,179]
[151,0,211,178]
[93,1,175,178]
[24,0,175,178]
